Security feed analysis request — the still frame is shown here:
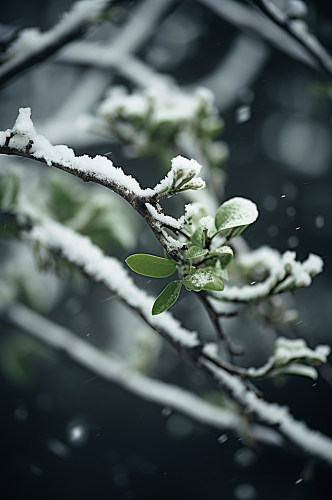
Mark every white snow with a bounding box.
[145,203,186,230]
[24,215,199,348]
[287,0,308,18]
[202,342,220,359]
[200,216,215,231]
[3,108,155,197]
[184,203,199,219]
[154,155,205,195]
[213,247,324,302]
[247,337,330,380]
[161,229,184,249]
[216,197,259,230]
[2,110,207,219]
[98,86,150,118]
[98,85,217,128]
[8,302,242,433]
[145,202,198,231]
[203,359,332,465]
[5,0,110,60]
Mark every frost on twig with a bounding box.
[247,337,331,380]
[0,0,112,87]
[0,108,205,257]
[211,246,324,303]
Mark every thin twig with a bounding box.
[0,122,191,260]
[247,0,332,77]
[3,207,332,466]
[0,302,245,434]
[198,291,244,357]
[0,0,114,88]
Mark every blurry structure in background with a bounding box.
[1,1,332,499]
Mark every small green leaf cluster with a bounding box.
[97,86,227,170]
[126,197,258,314]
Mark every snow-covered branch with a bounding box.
[20,213,200,351]
[201,357,332,466]
[1,302,244,435]
[2,204,331,465]
[0,108,205,257]
[211,246,324,303]
[0,0,112,88]
[247,0,332,77]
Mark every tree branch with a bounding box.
[0,108,207,259]
[2,206,332,466]
[199,357,332,466]
[1,301,246,436]
[247,0,332,77]
[0,0,113,88]
[198,291,244,357]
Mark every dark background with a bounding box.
[1,1,332,499]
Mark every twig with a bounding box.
[0,301,246,434]
[247,0,332,77]
[199,357,332,467]
[200,0,321,72]
[0,109,200,259]
[0,0,113,88]
[198,291,244,357]
[2,207,332,466]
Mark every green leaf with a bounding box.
[215,197,258,237]
[152,281,182,315]
[208,246,233,266]
[210,262,229,281]
[183,268,224,291]
[187,246,208,260]
[191,226,204,248]
[126,254,176,278]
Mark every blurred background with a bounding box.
[1,0,332,498]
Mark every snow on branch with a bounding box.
[247,0,332,77]
[0,0,112,87]
[3,302,246,435]
[23,214,200,350]
[211,246,324,303]
[247,337,330,380]
[3,206,332,464]
[201,358,332,466]
[200,0,318,71]
[0,108,204,257]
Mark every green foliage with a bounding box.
[248,337,331,381]
[97,86,228,175]
[186,246,208,259]
[152,281,182,315]
[214,197,258,240]
[125,254,176,278]
[126,197,257,314]
[183,268,224,291]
